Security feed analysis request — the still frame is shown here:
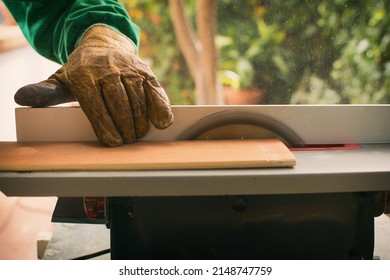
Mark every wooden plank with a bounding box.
[0,139,295,171]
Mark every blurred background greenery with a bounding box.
[121,0,389,105]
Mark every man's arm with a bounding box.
[3,0,140,64]
[3,0,173,147]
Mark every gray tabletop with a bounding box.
[1,144,389,197]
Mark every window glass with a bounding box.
[122,0,389,105]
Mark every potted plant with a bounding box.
[216,10,288,105]
[216,2,301,104]
[217,32,266,105]
[219,70,264,105]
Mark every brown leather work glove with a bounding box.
[14,25,174,146]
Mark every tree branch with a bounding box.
[169,0,200,80]
[196,0,219,104]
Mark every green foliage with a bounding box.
[121,0,389,104]
[217,0,390,104]
[329,2,390,103]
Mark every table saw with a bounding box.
[1,104,390,259]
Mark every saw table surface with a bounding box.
[0,144,389,197]
[1,105,389,197]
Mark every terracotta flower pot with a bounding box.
[223,86,264,105]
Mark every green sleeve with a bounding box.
[3,0,140,64]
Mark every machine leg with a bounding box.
[108,197,149,259]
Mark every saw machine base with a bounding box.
[108,193,376,260]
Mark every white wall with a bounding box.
[0,45,59,140]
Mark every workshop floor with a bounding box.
[1,194,390,260]
[0,194,57,259]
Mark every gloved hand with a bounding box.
[14,25,174,146]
